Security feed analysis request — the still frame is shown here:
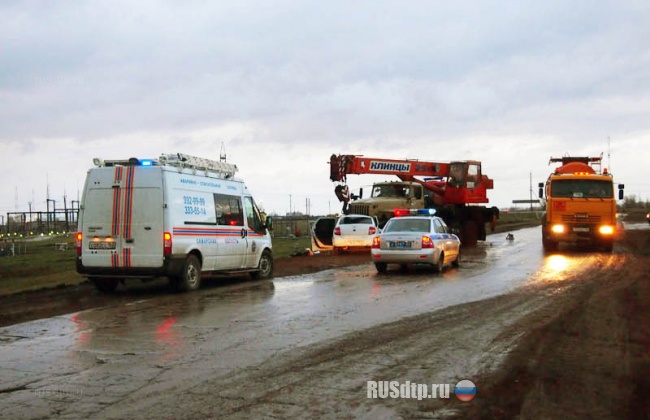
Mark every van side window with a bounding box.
[244,197,264,232]
[214,194,244,226]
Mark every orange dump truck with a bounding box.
[538,155,624,252]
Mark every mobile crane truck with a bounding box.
[329,154,499,246]
[538,155,624,252]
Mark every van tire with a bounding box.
[176,255,202,292]
[91,277,119,293]
[251,250,273,280]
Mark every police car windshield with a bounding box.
[384,218,430,233]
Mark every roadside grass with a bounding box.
[0,235,313,297]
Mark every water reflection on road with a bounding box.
[0,225,632,417]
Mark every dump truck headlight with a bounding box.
[599,225,614,235]
[551,224,565,234]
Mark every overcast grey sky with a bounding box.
[1,0,649,219]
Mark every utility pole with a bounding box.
[529,172,533,211]
[47,199,56,233]
[607,136,611,173]
[64,193,69,232]
[28,201,32,233]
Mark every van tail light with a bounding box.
[421,236,434,248]
[76,232,83,255]
[163,232,172,256]
[372,236,381,249]
[334,227,341,236]
[368,226,377,235]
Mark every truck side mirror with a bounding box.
[618,184,625,200]
[538,182,544,199]
[265,216,273,231]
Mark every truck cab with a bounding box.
[539,156,623,252]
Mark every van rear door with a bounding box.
[80,166,163,270]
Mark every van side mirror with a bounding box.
[618,184,625,200]
[538,182,544,199]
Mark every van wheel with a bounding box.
[91,277,119,293]
[177,255,202,292]
[251,250,273,280]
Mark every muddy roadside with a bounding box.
[0,251,372,328]
[0,220,541,328]
[450,228,650,419]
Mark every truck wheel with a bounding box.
[461,221,478,247]
[251,250,273,280]
[601,241,614,253]
[542,237,558,252]
[374,262,387,274]
[177,255,202,292]
[91,277,119,293]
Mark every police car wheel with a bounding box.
[433,252,444,273]
[374,262,387,274]
[452,253,460,268]
[179,255,202,292]
[251,250,273,280]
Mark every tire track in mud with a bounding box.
[104,257,620,419]
[454,238,650,419]
[101,236,650,419]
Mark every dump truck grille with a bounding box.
[562,214,601,223]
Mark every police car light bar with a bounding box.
[394,208,437,216]
[159,153,238,178]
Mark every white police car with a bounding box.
[371,209,460,274]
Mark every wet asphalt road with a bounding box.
[1,223,645,418]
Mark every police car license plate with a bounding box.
[89,242,116,250]
[389,240,412,248]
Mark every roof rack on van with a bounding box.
[159,153,238,178]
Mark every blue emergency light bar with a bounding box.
[394,208,437,216]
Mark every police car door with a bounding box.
[434,218,459,260]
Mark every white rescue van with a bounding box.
[76,153,273,292]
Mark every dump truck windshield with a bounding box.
[550,179,613,199]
